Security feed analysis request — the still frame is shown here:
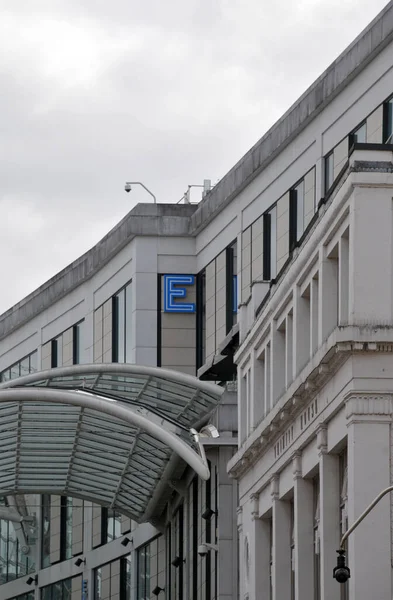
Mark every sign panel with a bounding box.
[163,275,196,313]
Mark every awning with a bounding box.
[0,364,223,523]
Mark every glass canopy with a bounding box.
[0,364,224,523]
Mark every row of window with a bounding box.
[324,94,393,193]
[264,452,348,600]
[0,500,35,585]
[95,556,132,600]
[0,351,37,383]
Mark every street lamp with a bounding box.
[333,485,393,583]
[124,181,156,203]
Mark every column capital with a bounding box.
[292,452,302,480]
[250,493,259,521]
[345,392,393,423]
[317,424,328,456]
[270,474,279,500]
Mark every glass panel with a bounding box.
[123,555,132,600]
[385,98,393,143]
[64,497,73,560]
[29,351,38,373]
[56,335,63,368]
[325,152,334,193]
[117,290,125,363]
[10,363,20,380]
[125,283,132,364]
[295,180,305,240]
[19,357,30,378]
[353,122,367,144]
[270,206,277,279]
[42,494,51,568]
[95,567,102,600]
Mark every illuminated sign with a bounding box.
[163,275,196,313]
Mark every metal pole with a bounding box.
[340,485,393,549]
[125,181,157,203]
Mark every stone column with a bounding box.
[318,425,340,600]
[345,393,392,600]
[271,475,291,600]
[293,453,314,600]
[247,493,271,600]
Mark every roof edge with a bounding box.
[189,1,393,234]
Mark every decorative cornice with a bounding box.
[317,425,328,456]
[250,493,259,521]
[228,338,393,481]
[345,392,393,421]
[270,475,279,500]
[292,452,302,480]
[237,506,243,533]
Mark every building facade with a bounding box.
[2,2,393,599]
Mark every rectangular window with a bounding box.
[1,351,38,382]
[120,555,132,600]
[383,96,393,143]
[41,576,79,600]
[349,122,367,148]
[60,497,73,561]
[289,179,305,250]
[73,322,82,364]
[324,151,334,193]
[263,207,277,280]
[137,543,151,600]
[226,241,238,333]
[196,270,206,369]
[112,283,132,363]
[0,498,35,584]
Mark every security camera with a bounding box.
[333,550,350,583]
[124,182,132,193]
[198,543,218,557]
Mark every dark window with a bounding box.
[192,477,198,600]
[196,270,206,370]
[383,96,393,143]
[100,507,122,544]
[349,122,367,147]
[289,179,305,250]
[325,151,334,193]
[137,543,151,600]
[263,213,272,280]
[226,241,238,333]
[73,322,82,364]
[112,283,132,363]
[41,577,76,600]
[60,497,73,561]
[120,555,132,600]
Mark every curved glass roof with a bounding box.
[0,364,223,523]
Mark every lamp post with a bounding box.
[333,485,393,583]
[124,181,156,203]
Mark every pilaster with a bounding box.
[318,425,340,600]
[345,392,392,600]
[293,453,314,600]
[271,475,291,600]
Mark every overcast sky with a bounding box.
[0,0,389,314]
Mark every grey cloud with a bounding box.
[0,0,389,312]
